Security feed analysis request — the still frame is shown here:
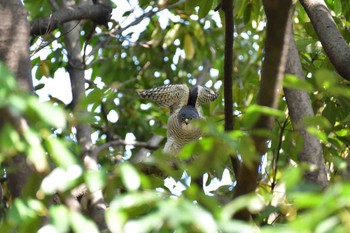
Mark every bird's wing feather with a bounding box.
[196,86,219,106]
[137,84,189,114]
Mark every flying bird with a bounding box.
[137,84,218,154]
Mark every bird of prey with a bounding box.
[137,84,218,154]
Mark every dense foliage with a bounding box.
[1,0,350,232]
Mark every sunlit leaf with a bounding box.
[23,128,49,172]
[120,162,141,192]
[49,205,70,233]
[314,69,338,90]
[162,24,181,48]
[283,74,314,91]
[70,212,99,233]
[45,137,78,168]
[242,104,284,127]
[85,170,107,192]
[41,165,82,194]
[27,97,66,128]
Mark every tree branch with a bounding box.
[299,0,350,80]
[30,3,112,36]
[222,1,234,132]
[233,0,293,220]
[93,138,161,159]
[62,0,107,229]
[221,0,241,182]
[86,0,184,59]
[284,22,328,188]
[131,135,164,163]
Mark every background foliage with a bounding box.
[1,0,350,232]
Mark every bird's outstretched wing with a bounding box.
[137,84,189,114]
[196,86,219,106]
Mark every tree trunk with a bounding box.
[62,0,107,229]
[284,23,329,188]
[0,0,34,198]
[233,0,293,220]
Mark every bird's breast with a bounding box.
[167,114,202,142]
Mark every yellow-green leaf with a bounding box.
[184,34,195,60]
[39,60,50,78]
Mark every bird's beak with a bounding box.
[185,118,189,125]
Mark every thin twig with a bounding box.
[271,118,289,192]
[92,139,160,159]
[86,0,185,59]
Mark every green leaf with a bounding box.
[109,191,160,210]
[162,24,181,48]
[8,198,45,229]
[120,162,141,192]
[45,137,77,168]
[304,22,318,39]
[85,170,107,192]
[322,102,337,126]
[314,69,338,90]
[105,210,127,233]
[334,0,342,15]
[0,123,24,159]
[183,34,195,60]
[0,62,16,95]
[303,115,332,130]
[242,104,284,127]
[41,166,82,194]
[27,97,66,128]
[198,0,213,18]
[23,128,49,172]
[243,2,252,24]
[70,212,99,233]
[282,166,302,190]
[49,205,70,233]
[34,83,45,91]
[283,74,314,91]
[221,194,263,221]
[192,23,205,46]
[185,0,198,13]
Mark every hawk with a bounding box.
[137,84,218,154]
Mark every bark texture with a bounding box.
[284,24,329,188]
[233,0,293,220]
[0,0,33,91]
[62,0,107,229]
[0,0,34,198]
[299,0,350,80]
[31,2,112,36]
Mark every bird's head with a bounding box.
[177,105,200,125]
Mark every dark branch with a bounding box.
[299,0,350,81]
[221,0,241,187]
[233,0,293,221]
[222,0,234,132]
[30,4,112,36]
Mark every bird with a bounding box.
[137,84,218,154]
